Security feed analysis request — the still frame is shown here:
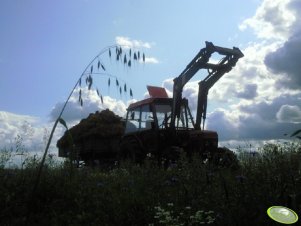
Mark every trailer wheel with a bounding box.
[120,136,145,163]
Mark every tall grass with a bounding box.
[0,142,301,225]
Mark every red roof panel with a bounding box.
[147,85,168,98]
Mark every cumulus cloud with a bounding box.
[235,84,258,100]
[207,92,301,141]
[0,111,64,154]
[50,87,127,122]
[161,78,171,89]
[115,36,159,64]
[245,0,301,90]
[206,105,301,141]
[0,87,133,158]
[115,36,153,49]
[0,88,132,157]
[143,57,159,64]
[203,0,301,141]
[162,78,199,111]
[265,31,301,89]
[239,0,296,40]
[0,111,38,147]
[206,109,239,140]
[276,105,301,123]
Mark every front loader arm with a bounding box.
[170,42,243,130]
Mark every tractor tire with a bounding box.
[119,136,145,163]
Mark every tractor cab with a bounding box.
[124,86,194,134]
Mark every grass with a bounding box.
[1,142,301,226]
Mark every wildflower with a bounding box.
[154,206,163,212]
[205,210,214,215]
[167,202,174,207]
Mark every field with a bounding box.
[1,142,301,226]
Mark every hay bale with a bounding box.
[57,109,125,151]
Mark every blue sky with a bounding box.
[1,0,301,153]
[0,0,258,117]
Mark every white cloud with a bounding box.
[206,109,239,140]
[162,78,173,92]
[50,87,127,122]
[206,99,301,141]
[115,36,153,49]
[162,78,199,111]
[239,0,296,40]
[143,57,159,64]
[276,105,301,123]
[0,112,38,147]
[0,87,134,161]
[115,36,159,64]
[235,84,258,100]
[265,32,301,90]
[262,0,301,90]
[0,88,131,160]
[0,111,64,156]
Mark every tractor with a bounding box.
[119,41,243,165]
[57,41,243,167]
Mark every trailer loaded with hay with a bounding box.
[57,109,125,166]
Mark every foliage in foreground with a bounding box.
[1,142,301,226]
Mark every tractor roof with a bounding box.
[147,85,168,98]
[128,85,171,110]
[128,97,172,110]
[127,97,189,111]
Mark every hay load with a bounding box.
[57,109,125,160]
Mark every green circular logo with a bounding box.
[267,206,298,224]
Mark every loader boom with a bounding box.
[171,42,244,130]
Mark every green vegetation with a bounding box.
[1,142,301,226]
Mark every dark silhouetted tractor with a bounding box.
[57,42,243,167]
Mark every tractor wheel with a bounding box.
[212,147,239,170]
[119,136,145,163]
